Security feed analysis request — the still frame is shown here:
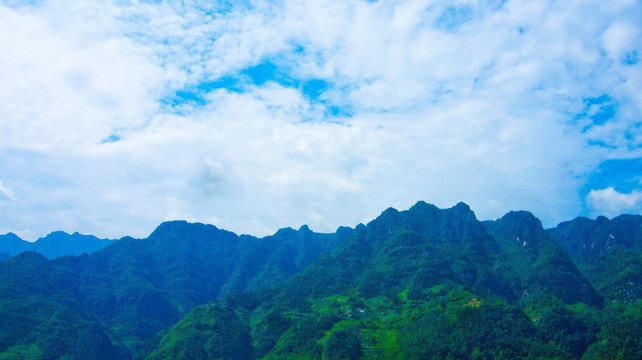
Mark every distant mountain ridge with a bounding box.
[0,231,115,259]
[0,233,31,256]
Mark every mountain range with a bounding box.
[0,231,115,259]
[0,201,641,359]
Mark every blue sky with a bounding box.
[0,0,641,240]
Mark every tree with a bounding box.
[323,328,363,360]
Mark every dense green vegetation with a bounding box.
[0,252,125,359]
[548,214,642,303]
[0,222,349,359]
[1,202,641,359]
[147,304,254,360]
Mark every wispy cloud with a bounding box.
[0,0,641,240]
[0,181,16,202]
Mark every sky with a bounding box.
[1,0,641,241]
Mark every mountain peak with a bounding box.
[150,220,222,238]
[445,201,477,221]
[406,201,440,217]
[382,206,400,216]
[595,215,610,225]
[273,227,297,237]
[1,232,22,241]
[0,232,32,255]
[498,210,542,228]
[37,231,71,242]
[453,201,471,211]
[409,200,438,211]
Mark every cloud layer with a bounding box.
[1,0,641,240]
[586,187,642,218]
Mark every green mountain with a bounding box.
[0,202,641,359]
[275,202,598,308]
[243,202,608,359]
[548,214,642,303]
[0,252,125,360]
[483,210,600,306]
[0,221,349,359]
[146,304,254,360]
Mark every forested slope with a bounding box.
[548,214,642,303]
[0,221,349,359]
[0,202,641,359]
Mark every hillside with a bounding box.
[548,215,642,303]
[0,202,640,359]
[244,202,611,359]
[0,221,350,359]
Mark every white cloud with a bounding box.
[0,181,16,202]
[0,3,166,151]
[586,187,642,217]
[601,21,640,62]
[0,0,641,239]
